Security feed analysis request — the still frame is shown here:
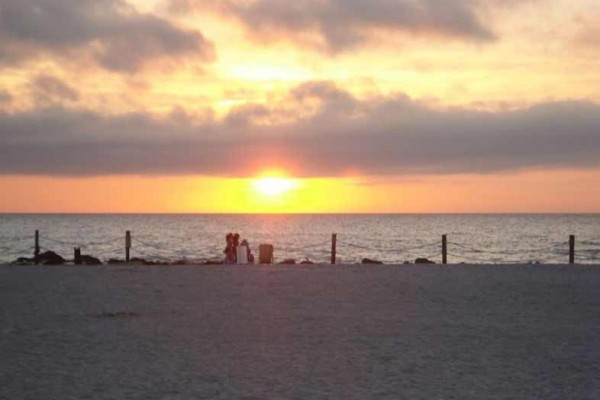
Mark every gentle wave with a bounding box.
[1,214,600,264]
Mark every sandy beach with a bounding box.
[1,264,599,399]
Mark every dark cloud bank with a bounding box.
[1,82,599,177]
[0,0,214,72]
[171,0,495,51]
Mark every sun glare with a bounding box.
[253,177,299,197]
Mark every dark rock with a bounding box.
[107,258,125,264]
[11,257,34,265]
[362,258,383,265]
[204,260,223,265]
[81,255,102,265]
[36,251,65,265]
[415,258,435,264]
[300,260,314,265]
[278,258,296,265]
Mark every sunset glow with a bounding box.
[253,177,300,198]
[1,0,600,213]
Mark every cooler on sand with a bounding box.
[258,244,274,264]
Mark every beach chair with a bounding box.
[258,244,274,264]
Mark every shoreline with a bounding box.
[2,263,599,268]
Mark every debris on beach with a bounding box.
[11,251,99,265]
[73,248,102,265]
[278,258,296,265]
[129,257,160,265]
[10,257,35,265]
[11,251,67,265]
[94,311,141,319]
[362,258,383,264]
[79,255,102,265]
[12,252,102,266]
[37,251,66,265]
[415,258,435,264]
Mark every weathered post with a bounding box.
[442,234,448,265]
[125,231,131,263]
[331,234,337,265]
[74,247,82,265]
[34,230,40,264]
[569,235,575,264]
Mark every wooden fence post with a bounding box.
[126,231,131,263]
[569,235,575,264]
[331,234,337,265]
[34,230,40,264]
[442,234,447,265]
[74,247,82,265]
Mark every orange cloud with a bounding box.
[572,14,600,52]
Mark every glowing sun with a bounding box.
[253,177,299,197]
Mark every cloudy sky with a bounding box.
[1,0,599,212]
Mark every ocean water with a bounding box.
[1,214,599,264]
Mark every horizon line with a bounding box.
[2,212,600,216]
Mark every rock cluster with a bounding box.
[11,250,104,265]
[362,258,383,264]
[11,251,66,265]
[278,258,296,265]
[415,258,436,264]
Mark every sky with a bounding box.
[1,0,599,213]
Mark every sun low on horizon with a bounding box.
[253,176,301,198]
[0,0,600,213]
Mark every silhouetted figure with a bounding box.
[232,233,240,263]
[224,233,235,264]
[246,240,255,264]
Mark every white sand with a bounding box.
[1,264,599,399]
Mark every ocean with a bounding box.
[1,214,599,264]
